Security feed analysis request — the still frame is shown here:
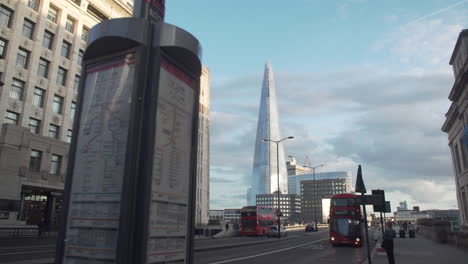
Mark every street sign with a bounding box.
[357,194,385,207]
[355,165,367,193]
[385,201,391,213]
[372,190,386,212]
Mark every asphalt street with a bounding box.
[0,228,379,264]
[195,228,380,264]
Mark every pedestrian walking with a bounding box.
[381,222,396,264]
[225,223,229,232]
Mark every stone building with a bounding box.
[0,0,132,227]
[442,29,468,231]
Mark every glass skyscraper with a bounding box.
[247,61,288,205]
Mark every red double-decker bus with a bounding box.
[329,193,363,247]
[240,206,277,236]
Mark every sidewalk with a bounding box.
[372,234,468,264]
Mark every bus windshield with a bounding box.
[330,218,361,237]
[332,198,358,207]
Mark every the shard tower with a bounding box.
[247,61,288,205]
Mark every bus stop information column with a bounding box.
[55,0,203,263]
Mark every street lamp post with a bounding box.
[261,136,294,239]
[304,164,324,231]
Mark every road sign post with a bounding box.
[355,165,372,264]
[55,1,202,263]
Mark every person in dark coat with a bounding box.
[382,222,396,264]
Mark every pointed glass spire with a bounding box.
[248,61,288,205]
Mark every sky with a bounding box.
[164,0,468,212]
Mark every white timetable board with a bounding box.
[146,58,196,263]
[63,53,135,263]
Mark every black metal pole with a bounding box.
[362,193,372,264]
[276,141,281,239]
[313,168,317,231]
[384,213,387,232]
[380,211,384,237]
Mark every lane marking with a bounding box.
[208,238,328,264]
[0,250,55,256]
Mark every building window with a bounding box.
[65,17,75,33]
[56,67,67,86]
[29,150,42,172]
[0,5,13,28]
[5,110,19,125]
[455,144,463,174]
[77,49,84,65]
[52,95,63,114]
[32,87,45,107]
[16,48,30,69]
[42,30,54,49]
[22,19,35,39]
[61,41,71,58]
[47,6,58,23]
[38,58,50,78]
[29,118,41,134]
[49,124,60,139]
[71,101,76,119]
[50,154,62,175]
[81,27,89,41]
[10,78,25,100]
[74,75,80,90]
[0,38,7,58]
[28,0,40,11]
[66,129,72,143]
[460,139,468,170]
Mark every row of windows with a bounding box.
[0,3,89,40]
[29,149,62,175]
[0,36,83,71]
[5,110,73,143]
[9,78,76,117]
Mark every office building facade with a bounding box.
[286,156,309,176]
[256,193,301,224]
[442,29,468,231]
[195,66,210,227]
[301,177,351,223]
[288,171,352,195]
[0,0,131,227]
[248,61,288,205]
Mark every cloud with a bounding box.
[372,17,465,71]
[208,15,463,210]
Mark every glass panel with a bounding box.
[29,118,40,134]
[33,87,44,107]
[77,50,84,65]
[57,67,67,85]
[61,41,70,58]
[28,0,39,11]
[22,19,35,39]
[38,58,49,78]
[65,17,74,32]
[42,30,53,49]
[52,95,63,114]
[0,38,6,57]
[5,111,19,125]
[16,49,29,68]
[50,154,61,175]
[0,5,12,27]
[10,79,24,100]
[47,7,58,23]
[81,27,89,41]
[29,150,41,171]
